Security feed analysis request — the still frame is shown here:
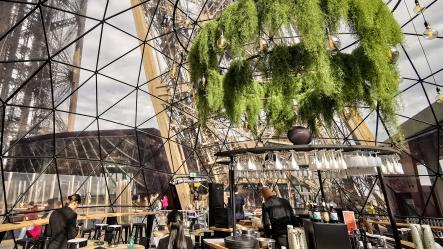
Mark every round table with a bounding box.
[83,241,144,249]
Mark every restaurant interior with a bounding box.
[0,0,442,248]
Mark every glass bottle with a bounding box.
[329,204,339,223]
[321,200,330,223]
[312,204,322,222]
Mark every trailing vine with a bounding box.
[188,0,403,135]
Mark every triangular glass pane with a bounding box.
[101,91,137,127]
[56,75,97,117]
[3,106,54,156]
[136,89,159,129]
[101,128,140,165]
[97,74,135,115]
[97,23,140,69]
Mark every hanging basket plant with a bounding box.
[188,0,403,134]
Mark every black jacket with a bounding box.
[48,207,77,249]
[156,235,193,249]
[262,196,296,237]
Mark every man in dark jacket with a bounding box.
[48,194,81,249]
[261,187,297,248]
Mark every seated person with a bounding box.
[157,210,193,249]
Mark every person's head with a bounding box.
[67,194,81,211]
[261,187,274,200]
[166,210,187,249]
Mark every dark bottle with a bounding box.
[329,204,339,223]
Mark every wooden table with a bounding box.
[0,211,159,232]
[203,238,228,249]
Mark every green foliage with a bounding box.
[223,59,253,124]
[188,0,403,135]
[245,81,264,130]
[188,20,219,87]
[294,0,336,96]
[349,0,403,129]
[264,81,297,134]
[254,0,295,33]
[321,0,349,31]
[268,44,312,79]
[206,69,224,113]
[219,0,259,55]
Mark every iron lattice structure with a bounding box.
[0,0,442,246]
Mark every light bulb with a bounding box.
[257,38,268,52]
[217,31,227,49]
[423,22,438,40]
[388,47,400,63]
[182,15,191,28]
[414,0,425,14]
[199,76,206,90]
[436,88,443,103]
[170,64,177,78]
[326,35,341,52]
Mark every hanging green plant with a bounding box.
[218,0,259,55]
[255,0,295,33]
[223,59,253,124]
[187,0,403,135]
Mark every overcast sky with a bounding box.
[71,0,443,142]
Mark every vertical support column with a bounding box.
[377,167,401,249]
[229,156,236,237]
[130,0,190,208]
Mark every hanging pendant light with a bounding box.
[436,88,443,103]
[326,35,341,52]
[217,31,227,49]
[414,0,426,14]
[388,47,400,63]
[423,22,438,40]
[170,63,178,78]
[182,14,192,28]
[199,76,206,90]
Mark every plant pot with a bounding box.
[287,126,312,145]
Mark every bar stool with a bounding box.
[93,223,108,241]
[131,223,146,244]
[67,238,87,249]
[80,228,93,240]
[120,224,131,244]
[16,238,41,249]
[107,225,122,245]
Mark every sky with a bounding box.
[71,0,443,142]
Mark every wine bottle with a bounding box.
[321,200,330,223]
